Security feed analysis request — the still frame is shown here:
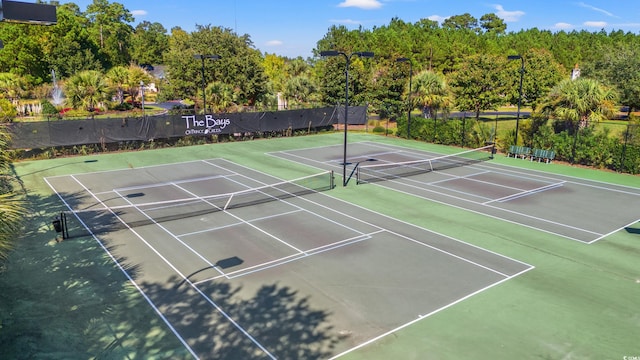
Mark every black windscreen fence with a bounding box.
[7,106,367,149]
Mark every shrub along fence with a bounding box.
[396,114,640,175]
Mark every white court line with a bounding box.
[372,175,603,241]
[45,158,231,178]
[268,150,343,169]
[177,209,304,238]
[214,158,533,272]
[203,159,374,237]
[588,218,640,244]
[196,230,384,284]
[112,173,235,192]
[66,175,277,359]
[328,266,534,360]
[57,156,538,360]
[112,188,223,275]
[170,181,307,254]
[486,181,566,204]
[43,177,200,360]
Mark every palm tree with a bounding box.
[65,70,110,111]
[206,81,235,112]
[412,70,452,120]
[124,64,151,105]
[284,75,316,107]
[106,66,128,104]
[541,78,618,129]
[0,126,24,260]
[540,78,618,162]
[0,73,27,101]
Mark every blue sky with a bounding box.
[66,0,640,58]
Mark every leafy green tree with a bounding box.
[165,25,268,109]
[65,70,111,111]
[442,13,480,33]
[130,21,169,66]
[317,52,373,107]
[449,54,509,119]
[584,44,640,115]
[506,49,565,111]
[0,23,49,84]
[263,53,287,95]
[85,0,134,68]
[480,13,507,34]
[43,3,102,78]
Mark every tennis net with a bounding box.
[67,170,334,233]
[356,145,494,184]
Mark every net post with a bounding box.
[330,170,335,189]
[62,212,69,239]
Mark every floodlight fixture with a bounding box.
[0,0,57,25]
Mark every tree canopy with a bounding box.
[1,0,639,114]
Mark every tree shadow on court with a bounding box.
[0,190,188,359]
[136,275,347,359]
[0,189,347,359]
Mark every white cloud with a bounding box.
[337,0,383,10]
[553,22,573,30]
[493,4,524,22]
[578,2,617,17]
[613,23,640,28]
[265,40,283,46]
[131,9,147,16]
[428,15,448,23]
[584,21,607,27]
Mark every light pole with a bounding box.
[508,55,524,146]
[396,57,412,139]
[139,80,145,120]
[320,50,374,186]
[193,54,221,114]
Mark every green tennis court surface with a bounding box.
[7,133,640,359]
[272,141,640,243]
[45,158,532,358]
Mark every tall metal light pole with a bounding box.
[320,50,374,186]
[508,55,524,146]
[396,57,412,139]
[193,54,221,114]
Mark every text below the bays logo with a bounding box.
[182,115,231,135]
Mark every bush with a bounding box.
[0,99,17,123]
[41,99,58,116]
[111,102,133,111]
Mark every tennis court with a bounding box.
[44,158,532,359]
[271,141,640,244]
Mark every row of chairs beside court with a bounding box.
[507,145,556,163]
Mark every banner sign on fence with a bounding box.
[7,106,367,149]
